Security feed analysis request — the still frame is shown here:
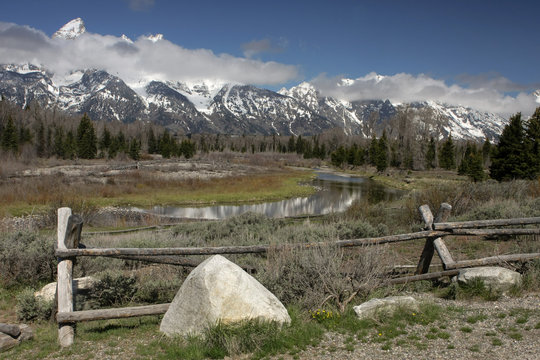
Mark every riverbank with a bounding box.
[334,166,468,191]
[0,157,316,222]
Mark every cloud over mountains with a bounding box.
[0,21,299,87]
[312,73,538,116]
[0,20,537,116]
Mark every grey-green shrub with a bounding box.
[0,232,56,287]
[88,272,137,307]
[16,287,54,322]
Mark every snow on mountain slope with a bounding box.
[169,81,227,114]
[0,62,510,138]
[53,18,86,39]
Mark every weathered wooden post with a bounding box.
[415,203,454,274]
[57,208,83,347]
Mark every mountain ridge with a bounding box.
[0,63,507,139]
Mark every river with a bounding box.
[134,171,403,220]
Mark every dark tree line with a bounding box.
[1,97,540,183]
[490,109,540,181]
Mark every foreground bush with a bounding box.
[16,287,54,321]
[0,232,56,287]
[259,244,392,311]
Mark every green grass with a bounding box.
[466,314,488,324]
[1,169,316,217]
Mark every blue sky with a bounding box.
[1,0,539,114]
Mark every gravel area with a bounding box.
[271,292,540,360]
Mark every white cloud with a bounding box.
[311,72,538,116]
[0,21,299,87]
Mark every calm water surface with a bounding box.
[135,171,403,220]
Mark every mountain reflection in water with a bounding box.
[135,171,402,220]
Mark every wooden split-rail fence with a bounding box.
[55,204,540,347]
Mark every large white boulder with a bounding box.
[160,255,290,337]
[454,266,521,291]
[354,296,418,320]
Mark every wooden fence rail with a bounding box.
[54,204,540,347]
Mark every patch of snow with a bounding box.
[145,34,164,42]
[121,34,133,43]
[53,18,86,39]
[339,78,355,86]
[53,70,84,86]
[169,80,227,114]
[2,63,46,74]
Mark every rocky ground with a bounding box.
[276,292,540,360]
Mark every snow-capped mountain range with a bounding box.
[0,18,513,139]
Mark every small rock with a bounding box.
[160,255,290,337]
[17,324,33,342]
[354,296,418,320]
[455,266,521,292]
[0,333,18,353]
[0,323,20,338]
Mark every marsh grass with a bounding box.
[0,168,315,217]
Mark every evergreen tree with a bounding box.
[287,135,296,153]
[129,138,141,160]
[53,126,65,158]
[353,146,365,166]
[147,128,158,154]
[375,131,388,172]
[525,107,540,176]
[36,121,45,157]
[368,136,379,166]
[179,139,196,159]
[18,125,32,144]
[76,114,97,159]
[330,146,347,167]
[319,143,326,160]
[46,126,52,157]
[302,140,312,159]
[115,131,127,153]
[348,144,358,165]
[482,138,492,166]
[99,126,112,153]
[467,151,485,182]
[159,131,173,158]
[390,142,400,168]
[425,137,436,169]
[108,137,120,159]
[295,135,304,154]
[438,134,455,170]
[403,140,414,170]
[458,143,475,176]
[64,130,76,160]
[490,113,530,181]
[1,115,18,153]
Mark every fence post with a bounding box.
[57,208,83,347]
[415,203,453,274]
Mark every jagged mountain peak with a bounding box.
[53,18,86,39]
[1,63,46,75]
[534,90,540,104]
[121,34,133,43]
[0,62,508,139]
